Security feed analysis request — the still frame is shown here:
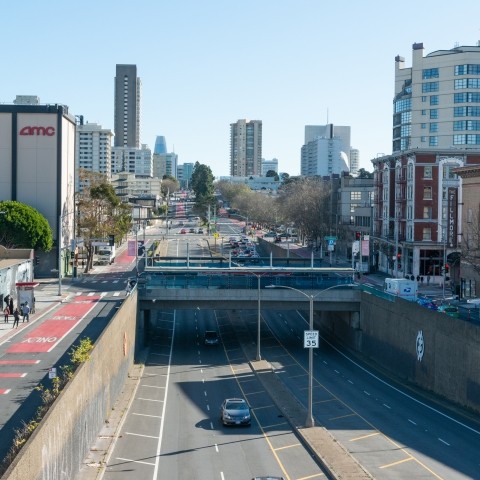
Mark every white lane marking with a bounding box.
[364,391,371,396]
[207,405,210,411]
[204,391,207,396]
[408,419,417,425]
[153,311,176,479]
[116,457,155,466]
[221,472,225,480]
[323,335,480,436]
[126,432,159,439]
[383,404,391,409]
[438,438,450,446]
[334,370,340,374]
[348,379,354,384]
[132,413,162,418]
[215,444,219,453]
[141,384,165,389]
[210,422,214,429]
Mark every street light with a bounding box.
[266,283,355,428]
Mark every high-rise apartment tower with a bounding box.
[230,119,262,176]
[393,42,480,152]
[114,64,141,148]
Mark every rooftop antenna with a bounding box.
[326,108,329,124]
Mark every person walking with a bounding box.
[9,298,14,319]
[3,305,9,323]
[22,302,30,322]
[12,308,20,329]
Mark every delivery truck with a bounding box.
[384,278,418,301]
[93,245,116,265]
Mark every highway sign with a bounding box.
[304,330,319,348]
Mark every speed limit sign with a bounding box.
[304,330,319,348]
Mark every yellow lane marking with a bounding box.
[329,413,357,421]
[380,457,415,469]
[350,432,380,441]
[262,421,289,429]
[252,404,275,411]
[274,443,302,451]
[297,473,326,479]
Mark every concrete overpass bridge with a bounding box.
[136,265,362,311]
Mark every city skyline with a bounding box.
[2,0,480,178]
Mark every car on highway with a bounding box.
[252,477,285,480]
[180,228,187,234]
[437,305,459,317]
[204,330,219,345]
[220,398,251,426]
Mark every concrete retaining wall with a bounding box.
[2,291,139,480]
[320,293,480,414]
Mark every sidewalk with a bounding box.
[0,278,72,344]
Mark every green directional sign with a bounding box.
[324,236,337,241]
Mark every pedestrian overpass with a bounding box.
[136,264,362,311]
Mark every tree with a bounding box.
[356,168,373,179]
[77,171,132,272]
[265,169,279,181]
[190,162,216,212]
[161,176,180,199]
[0,201,53,251]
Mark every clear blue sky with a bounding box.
[2,1,480,177]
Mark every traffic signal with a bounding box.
[109,234,115,246]
[355,231,361,240]
[445,263,450,280]
[35,256,39,265]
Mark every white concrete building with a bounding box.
[111,144,152,177]
[394,42,480,152]
[261,158,278,176]
[75,122,113,191]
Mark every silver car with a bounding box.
[220,398,251,426]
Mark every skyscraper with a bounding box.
[230,119,262,176]
[393,42,480,152]
[154,136,167,155]
[114,64,141,148]
[301,124,351,176]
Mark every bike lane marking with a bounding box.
[5,295,100,354]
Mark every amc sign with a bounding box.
[19,126,55,136]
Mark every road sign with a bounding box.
[304,330,319,348]
[48,368,57,379]
[324,236,337,241]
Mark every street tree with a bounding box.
[77,170,132,272]
[0,201,53,251]
[190,162,216,214]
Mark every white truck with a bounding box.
[94,245,116,265]
[384,278,418,301]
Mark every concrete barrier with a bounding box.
[2,291,139,480]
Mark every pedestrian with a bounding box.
[22,302,30,322]
[9,298,14,318]
[12,308,20,329]
[3,305,9,323]
[427,275,430,286]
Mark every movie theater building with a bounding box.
[0,99,76,277]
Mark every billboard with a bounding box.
[447,188,458,248]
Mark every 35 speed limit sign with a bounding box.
[304,330,319,348]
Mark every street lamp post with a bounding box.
[266,283,355,428]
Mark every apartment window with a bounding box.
[430,109,438,119]
[455,78,480,89]
[423,206,432,219]
[421,123,427,129]
[455,64,480,75]
[422,82,439,92]
[422,228,432,241]
[423,186,432,199]
[421,136,427,142]
[430,95,439,105]
[422,96,427,102]
[423,68,439,79]
[430,123,438,132]
[424,166,432,178]
[429,136,438,146]
[421,109,427,116]
[350,191,362,201]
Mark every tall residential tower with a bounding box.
[230,119,262,176]
[114,64,141,148]
[393,42,480,152]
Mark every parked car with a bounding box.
[180,228,187,234]
[189,228,195,233]
[220,398,251,426]
[198,228,204,234]
[263,231,277,238]
[204,330,219,345]
[437,305,459,317]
